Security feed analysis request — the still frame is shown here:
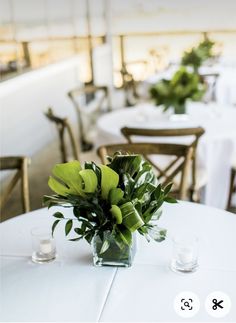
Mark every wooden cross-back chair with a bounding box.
[97,142,194,200]
[121,127,205,201]
[200,72,220,103]
[0,156,30,220]
[45,108,80,163]
[120,61,147,106]
[68,85,109,151]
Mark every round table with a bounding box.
[96,102,236,209]
[0,202,236,322]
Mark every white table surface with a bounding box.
[96,103,236,209]
[0,202,236,322]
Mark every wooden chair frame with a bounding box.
[68,85,109,150]
[45,108,79,163]
[119,62,146,106]
[121,127,205,201]
[0,156,30,217]
[200,72,220,102]
[227,167,236,211]
[97,142,193,200]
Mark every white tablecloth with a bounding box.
[96,103,236,209]
[0,203,236,322]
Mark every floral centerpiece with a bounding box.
[150,67,206,115]
[43,153,176,267]
[181,38,216,72]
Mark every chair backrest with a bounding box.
[200,72,220,102]
[121,127,204,145]
[0,156,30,219]
[97,142,193,200]
[68,85,109,146]
[68,85,109,116]
[121,126,205,195]
[45,108,80,163]
[120,62,145,106]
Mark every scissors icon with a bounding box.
[212,299,224,310]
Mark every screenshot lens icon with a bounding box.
[174,292,200,318]
[181,298,193,311]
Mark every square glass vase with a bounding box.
[173,104,186,115]
[92,231,136,267]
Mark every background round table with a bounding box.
[96,102,236,209]
[0,202,236,322]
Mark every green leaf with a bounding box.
[84,162,101,185]
[148,226,167,242]
[80,218,94,229]
[51,161,85,196]
[79,169,98,193]
[154,184,162,200]
[118,226,132,246]
[151,208,163,221]
[142,200,164,222]
[81,221,87,232]
[48,176,69,196]
[120,202,144,232]
[74,227,83,235]
[47,202,59,209]
[100,165,119,200]
[43,195,52,204]
[108,188,124,205]
[164,196,178,203]
[123,173,135,197]
[134,162,157,187]
[53,212,64,219]
[109,154,142,177]
[164,183,173,196]
[68,237,81,241]
[43,195,66,208]
[52,219,60,236]
[133,182,156,204]
[100,239,110,254]
[110,205,122,224]
[84,231,94,244]
[65,219,73,236]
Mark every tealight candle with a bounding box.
[170,234,198,273]
[40,239,53,254]
[177,247,194,264]
[31,227,56,263]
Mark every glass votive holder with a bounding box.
[31,227,56,264]
[170,234,199,273]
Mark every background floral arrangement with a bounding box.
[150,66,206,114]
[181,37,216,72]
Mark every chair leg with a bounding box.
[21,157,30,213]
[227,168,236,211]
[189,187,201,203]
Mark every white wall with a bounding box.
[0,57,81,157]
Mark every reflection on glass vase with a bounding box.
[92,231,136,267]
